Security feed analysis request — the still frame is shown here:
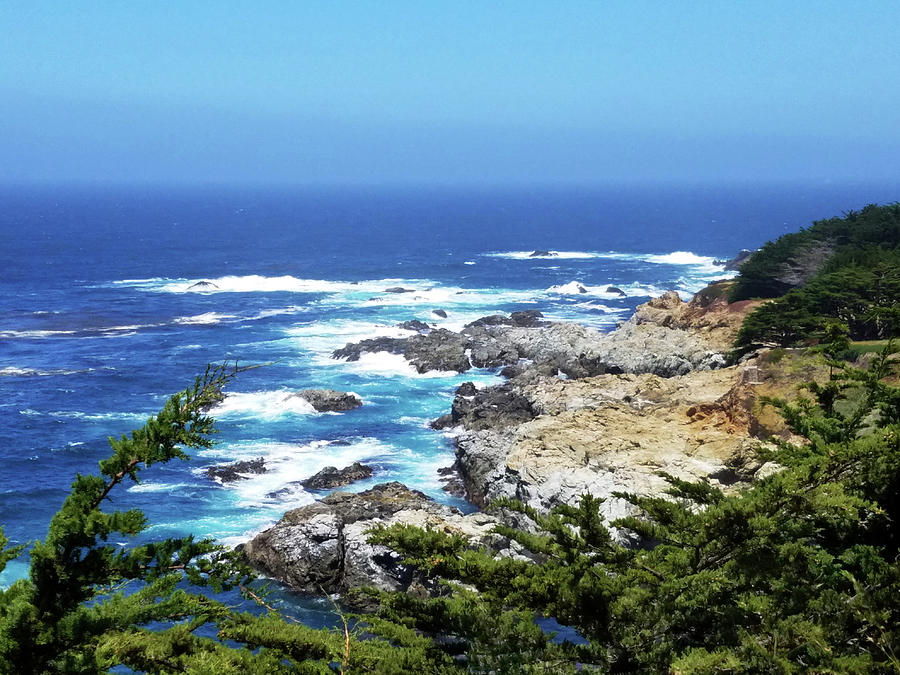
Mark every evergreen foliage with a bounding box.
[0,364,460,673]
[734,248,900,350]
[731,203,900,351]
[730,202,900,302]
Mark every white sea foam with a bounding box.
[0,323,163,339]
[643,251,715,266]
[330,351,459,379]
[484,251,609,260]
[19,409,148,421]
[201,438,394,508]
[247,306,310,320]
[128,482,196,493]
[117,275,410,295]
[545,280,647,299]
[547,281,592,295]
[0,329,77,338]
[288,320,411,357]
[173,312,236,325]
[210,391,318,419]
[0,366,85,377]
[570,302,626,313]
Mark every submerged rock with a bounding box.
[606,286,626,296]
[294,389,363,412]
[383,286,415,293]
[432,309,448,318]
[187,280,219,291]
[300,462,374,490]
[529,250,558,257]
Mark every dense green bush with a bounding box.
[735,248,900,350]
[732,203,900,351]
[730,203,900,302]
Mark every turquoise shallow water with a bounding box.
[1,182,897,598]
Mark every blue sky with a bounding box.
[2,1,899,185]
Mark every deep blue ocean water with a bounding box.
[2,182,897,618]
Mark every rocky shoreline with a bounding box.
[243,282,805,597]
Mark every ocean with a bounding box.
[1,181,897,617]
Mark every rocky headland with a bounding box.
[244,281,820,596]
[241,482,531,600]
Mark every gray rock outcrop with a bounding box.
[396,320,432,333]
[432,290,771,519]
[294,389,363,412]
[300,462,374,490]
[206,457,266,483]
[241,482,521,598]
[332,300,729,378]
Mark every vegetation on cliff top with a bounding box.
[732,203,900,351]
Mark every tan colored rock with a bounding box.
[451,308,827,522]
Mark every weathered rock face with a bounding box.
[294,389,363,412]
[450,368,762,517]
[300,462,374,490]
[331,295,744,378]
[206,457,266,483]
[446,343,825,519]
[241,483,517,598]
[433,289,781,518]
[404,329,471,373]
[431,382,537,431]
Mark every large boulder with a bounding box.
[431,382,537,431]
[241,483,514,599]
[404,329,471,373]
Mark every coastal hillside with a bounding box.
[732,203,900,350]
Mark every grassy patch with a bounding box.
[850,339,893,355]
